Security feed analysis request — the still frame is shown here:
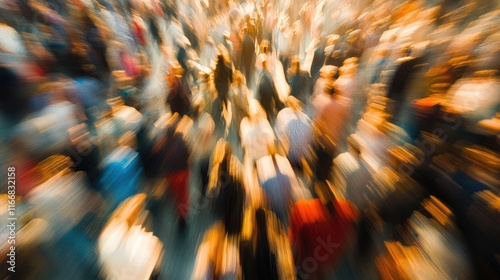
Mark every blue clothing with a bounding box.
[261,156,292,223]
[100,147,142,206]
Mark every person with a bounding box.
[66,39,99,79]
[254,208,279,280]
[240,100,276,164]
[386,44,424,127]
[287,56,312,105]
[98,194,163,280]
[68,124,102,192]
[131,10,147,48]
[368,48,390,84]
[230,70,250,139]
[324,34,345,67]
[166,62,192,116]
[275,96,313,173]
[154,115,192,227]
[343,29,364,59]
[256,143,301,225]
[289,182,360,280]
[208,141,246,236]
[312,83,352,182]
[191,222,229,280]
[331,134,372,210]
[256,40,275,73]
[310,39,326,84]
[324,34,343,67]
[100,132,143,208]
[335,58,366,128]
[310,65,339,117]
[229,26,242,70]
[257,59,283,125]
[0,63,29,124]
[188,100,216,197]
[214,54,233,110]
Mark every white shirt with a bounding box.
[241,117,275,162]
[188,112,215,159]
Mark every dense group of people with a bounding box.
[0,0,499,279]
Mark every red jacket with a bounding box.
[289,199,359,273]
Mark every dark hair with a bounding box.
[216,54,225,65]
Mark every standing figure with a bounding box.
[166,63,192,116]
[240,27,256,87]
[287,56,311,105]
[155,116,191,227]
[230,71,250,140]
[257,60,283,124]
[312,83,352,182]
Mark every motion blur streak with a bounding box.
[0,0,499,279]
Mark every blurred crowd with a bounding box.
[0,0,499,279]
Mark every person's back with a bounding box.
[157,126,190,175]
[315,92,352,153]
[214,55,233,107]
[310,46,325,81]
[289,198,359,278]
[241,33,255,84]
[289,69,311,104]
[254,208,279,280]
[101,145,142,206]
[242,117,275,162]
[332,135,372,210]
[285,115,312,166]
[257,154,293,224]
[258,68,282,123]
[241,33,255,58]
[167,73,191,116]
[220,177,246,236]
[156,122,191,225]
[257,70,275,104]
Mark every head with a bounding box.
[261,59,268,70]
[347,29,361,44]
[286,96,302,111]
[260,40,269,54]
[320,65,339,81]
[329,48,340,59]
[216,54,225,66]
[291,56,300,71]
[327,34,340,46]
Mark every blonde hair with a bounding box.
[233,70,245,85]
